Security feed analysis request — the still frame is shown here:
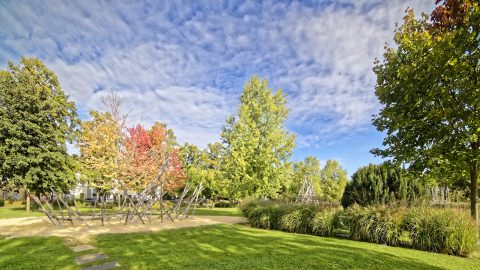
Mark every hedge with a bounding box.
[241,201,478,257]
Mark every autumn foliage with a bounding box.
[430,0,476,30]
[122,123,186,192]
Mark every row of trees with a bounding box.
[180,77,348,202]
[0,58,186,212]
[0,60,349,209]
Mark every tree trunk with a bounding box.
[469,162,478,219]
[25,189,30,212]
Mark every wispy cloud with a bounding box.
[0,0,434,150]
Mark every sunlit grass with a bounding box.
[0,205,242,219]
[0,207,44,219]
[94,224,480,270]
[193,207,242,217]
[0,237,76,270]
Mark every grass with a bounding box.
[93,224,480,270]
[0,207,44,219]
[0,224,478,269]
[193,207,242,216]
[0,205,243,219]
[0,236,76,270]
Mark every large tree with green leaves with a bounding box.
[320,160,348,202]
[180,142,227,199]
[221,76,295,199]
[78,111,121,193]
[0,57,79,201]
[372,1,480,218]
[289,156,322,198]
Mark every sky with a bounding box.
[0,0,435,176]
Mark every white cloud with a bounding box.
[0,0,435,150]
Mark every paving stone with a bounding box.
[75,253,108,265]
[71,245,97,252]
[81,262,120,270]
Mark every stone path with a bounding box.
[70,244,120,270]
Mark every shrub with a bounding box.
[403,207,477,256]
[242,200,478,257]
[310,209,338,237]
[279,207,314,234]
[344,204,406,246]
[214,200,235,208]
[242,201,341,235]
[0,199,4,207]
[241,201,291,229]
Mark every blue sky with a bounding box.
[0,0,434,176]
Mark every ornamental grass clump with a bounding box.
[310,209,338,237]
[279,206,315,234]
[344,204,406,246]
[402,207,477,257]
[241,200,294,229]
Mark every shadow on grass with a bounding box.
[93,224,475,270]
[0,237,76,270]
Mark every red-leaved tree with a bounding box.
[121,123,186,192]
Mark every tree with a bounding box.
[290,156,322,197]
[180,142,227,199]
[78,111,121,193]
[121,123,185,193]
[320,160,348,202]
[341,163,423,208]
[289,158,347,203]
[221,76,295,199]
[372,1,480,218]
[0,57,79,210]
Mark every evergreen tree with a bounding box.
[341,163,423,208]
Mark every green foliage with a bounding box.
[0,200,4,207]
[310,209,338,237]
[243,201,478,256]
[289,156,322,197]
[214,200,235,208]
[341,163,424,208]
[279,207,314,234]
[241,201,340,237]
[0,57,79,193]
[403,207,477,257]
[221,76,295,199]
[372,3,480,217]
[344,204,406,246]
[78,110,121,192]
[180,142,226,198]
[288,157,347,203]
[320,160,348,202]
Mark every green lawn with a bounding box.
[93,224,480,270]
[0,237,76,270]
[193,207,242,216]
[0,207,44,219]
[1,224,478,270]
[0,206,242,219]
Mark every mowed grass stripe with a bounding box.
[93,224,480,270]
